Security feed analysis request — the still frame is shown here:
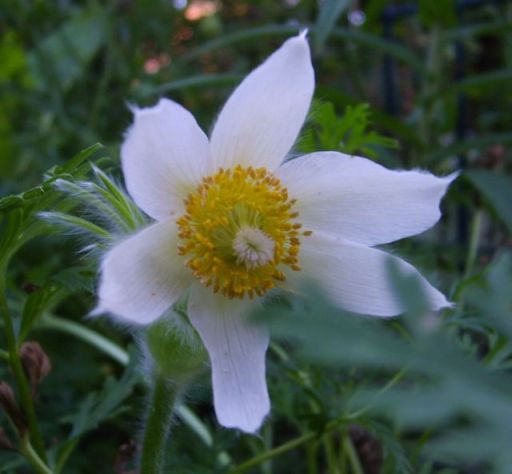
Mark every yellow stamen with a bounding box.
[176,165,310,298]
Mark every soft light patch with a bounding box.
[177,165,310,298]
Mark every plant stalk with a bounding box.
[342,434,364,474]
[230,420,342,474]
[0,288,47,462]
[21,435,53,474]
[140,372,178,474]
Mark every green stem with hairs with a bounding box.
[140,372,179,474]
[0,286,47,462]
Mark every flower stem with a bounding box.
[230,420,342,473]
[0,287,47,462]
[463,209,483,281]
[342,434,364,474]
[323,432,340,474]
[20,435,53,474]
[140,372,178,474]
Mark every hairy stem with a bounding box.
[0,287,47,462]
[140,372,178,474]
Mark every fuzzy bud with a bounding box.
[20,341,51,398]
[349,425,383,474]
[0,382,26,434]
[145,317,207,384]
[114,439,137,474]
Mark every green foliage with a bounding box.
[0,1,511,473]
[300,101,398,159]
[28,6,108,93]
[257,254,512,473]
[419,0,457,28]
[465,170,512,234]
[313,0,351,51]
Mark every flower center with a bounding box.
[176,165,311,299]
[233,227,275,269]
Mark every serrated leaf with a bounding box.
[300,101,398,159]
[66,354,139,439]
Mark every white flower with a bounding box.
[96,34,455,433]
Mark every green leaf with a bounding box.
[67,355,139,438]
[39,211,110,239]
[445,20,512,42]
[52,143,106,176]
[313,0,351,51]
[50,267,96,294]
[448,69,512,96]
[466,170,512,234]
[259,282,512,471]
[0,143,106,214]
[181,24,427,75]
[429,133,512,162]
[299,101,398,158]
[135,73,243,99]
[182,25,299,61]
[329,28,427,75]
[28,7,107,92]
[91,165,146,231]
[468,253,512,339]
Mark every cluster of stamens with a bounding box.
[176,165,311,299]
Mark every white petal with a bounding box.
[277,152,457,246]
[121,98,212,221]
[210,34,314,171]
[188,285,270,432]
[96,220,192,324]
[289,232,450,317]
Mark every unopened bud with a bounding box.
[146,317,207,384]
[0,427,15,451]
[114,439,137,474]
[20,341,51,398]
[0,382,26,434]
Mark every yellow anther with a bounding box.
[177,165,311,299]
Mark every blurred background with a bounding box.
[2,0,511,190]
[1,1,512,473]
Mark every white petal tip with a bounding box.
[299,28,309,39]
[445,170,461,184]
[436,298,455,311]
[130,97,168,118]
[89,305,104,317]
[219,405,270,434]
